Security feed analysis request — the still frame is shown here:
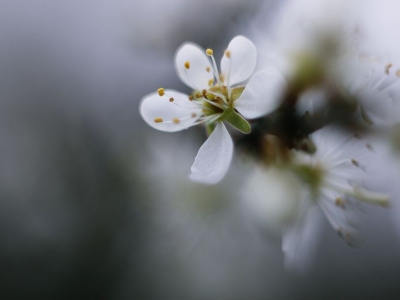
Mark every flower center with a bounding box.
[152,46,246,130]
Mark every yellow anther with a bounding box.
[154,117,163,123]
[225,50,231,58]
[351,159,359,167]
[184,61,190,69]
[206,66,211,72]
[396,69,400,78]
[335,197,345,208]
[208,79,214,86]
[205,93,215,100]
[188,95,194,101]
[172,118,180,124]
[195,93,202,99]
[169,97,174,102]
[219,74,225,82]
[191,113,198,118]
[206,48,213,56]
[385,63,393,74]
[157,88,165,97]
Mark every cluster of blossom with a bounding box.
[139,33,393,270]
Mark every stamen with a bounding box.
[206,66,211,72]
[191,113,222,126]
[191,113,198,118]
[337,227,344,238]
[208,53,222,86]
[351,159,359,167]
[188,95,194,101]
[206,113,223,124]
[154,117,163,123]
[187,100,214,113]
[202,98,225,110]
[224,50,232,98]
[351,187,390,207]
[184,61,190,69]
[160,91,197,109]
[170,100,203,110]
[157,88,165,97]
[161,114,198,125]
[205,92,215,101]
[207,90,228,105]
[206,49,213,56]
[396,70,400,78]
[336,228,355,246]
[208,79,214,86]
[335,197,346,208]
[385,63,393,74]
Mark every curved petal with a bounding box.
[235,68,287,119]
[282,205,323,273]
[220,36,257,87]
[139,89,202,132]
[174,42,213,91]
[190,122,233,184]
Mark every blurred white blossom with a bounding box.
[243,126,389,271]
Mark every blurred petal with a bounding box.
[221,36,257,86]
[174,43,213,91]
[282,205,323,273]
[190,122,233,184]
[242,167,303,236]
[235,68,287,119]
[139,89,202,132]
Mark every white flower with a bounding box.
[140,36,287,184]
[279,126,390,271]
[243,126,389,271]
[291,126,389,240]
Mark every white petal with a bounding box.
[220,36,257,87]
[282,205,323,273]
[235,68,287,119]
[139,89,202,132]
[242,167,303,236]
[174,43,213,91]
[190,122,233,184]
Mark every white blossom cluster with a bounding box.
[139,0,400,271]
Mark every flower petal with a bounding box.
[235,68,287,119]
[139,89,202,132]
[220,36,257,86]
[174,42,213,91]
[282,205,323,273]
[190,122,233,184]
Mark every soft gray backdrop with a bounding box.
[0,0,399,299]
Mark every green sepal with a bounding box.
[221,108,251,134]
[206,122,215,136]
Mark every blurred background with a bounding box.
[1,0,400,299]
